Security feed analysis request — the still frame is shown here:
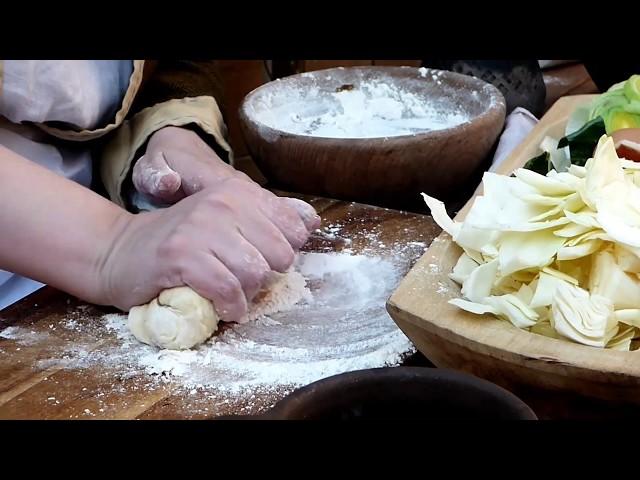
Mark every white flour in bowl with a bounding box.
[252,79,471,139]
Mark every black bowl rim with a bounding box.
[265,366,538,420]
[239,66,506,143]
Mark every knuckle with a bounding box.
[271,242,295,271]
[291,227,310,248]
[217,274,242,302]
[235,251,269,292]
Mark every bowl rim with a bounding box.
[266,366,538,419]
[239,65,506,143]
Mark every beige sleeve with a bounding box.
[100,95,233,207]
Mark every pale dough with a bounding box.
[128,287,219,350]
[128,270,310,350]
[245,270,310,322]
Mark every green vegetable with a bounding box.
[523,151,551,175]
[523,74,640,174]
[557,116,606,166]
[523,117,605,174]
[622,100,640,115]
[607,110,640,131]
[588,76,640,133]
[624,75,640,102]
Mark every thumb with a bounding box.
[132,151,184,203]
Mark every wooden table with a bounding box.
[0,195,440,419]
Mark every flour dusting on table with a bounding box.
[0,215,435,417]
[96,252,413,393]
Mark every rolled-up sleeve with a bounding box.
[100,95,232,207]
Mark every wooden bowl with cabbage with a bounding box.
[388,94,640,419]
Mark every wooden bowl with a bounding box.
[239,66,506,209]
[387,96,640,420]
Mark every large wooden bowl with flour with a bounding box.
[387,95,640,419]
[239,66,506,209]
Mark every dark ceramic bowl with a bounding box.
[221,367,537,420]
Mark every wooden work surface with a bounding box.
[0,194,440,419]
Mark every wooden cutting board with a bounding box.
[0,195,439,419]
[387,95,640,420]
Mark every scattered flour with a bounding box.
[111,252,413,393]
[246,269,311,322]
[0,326,49,345]
[437,281,452,295]
[2,251,416,397]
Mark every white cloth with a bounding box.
[490,107,539,173]
[1,60,133,130]
[0,60,134,310]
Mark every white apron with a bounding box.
[0,60,134,310]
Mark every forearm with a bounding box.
[0,145,131,304]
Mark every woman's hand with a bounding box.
[101,176,318,322]
[132,126,321,231]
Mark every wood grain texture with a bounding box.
[387,95,640,419]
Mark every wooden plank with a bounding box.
[0,368,173,420]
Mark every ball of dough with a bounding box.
[128,287,219,350]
